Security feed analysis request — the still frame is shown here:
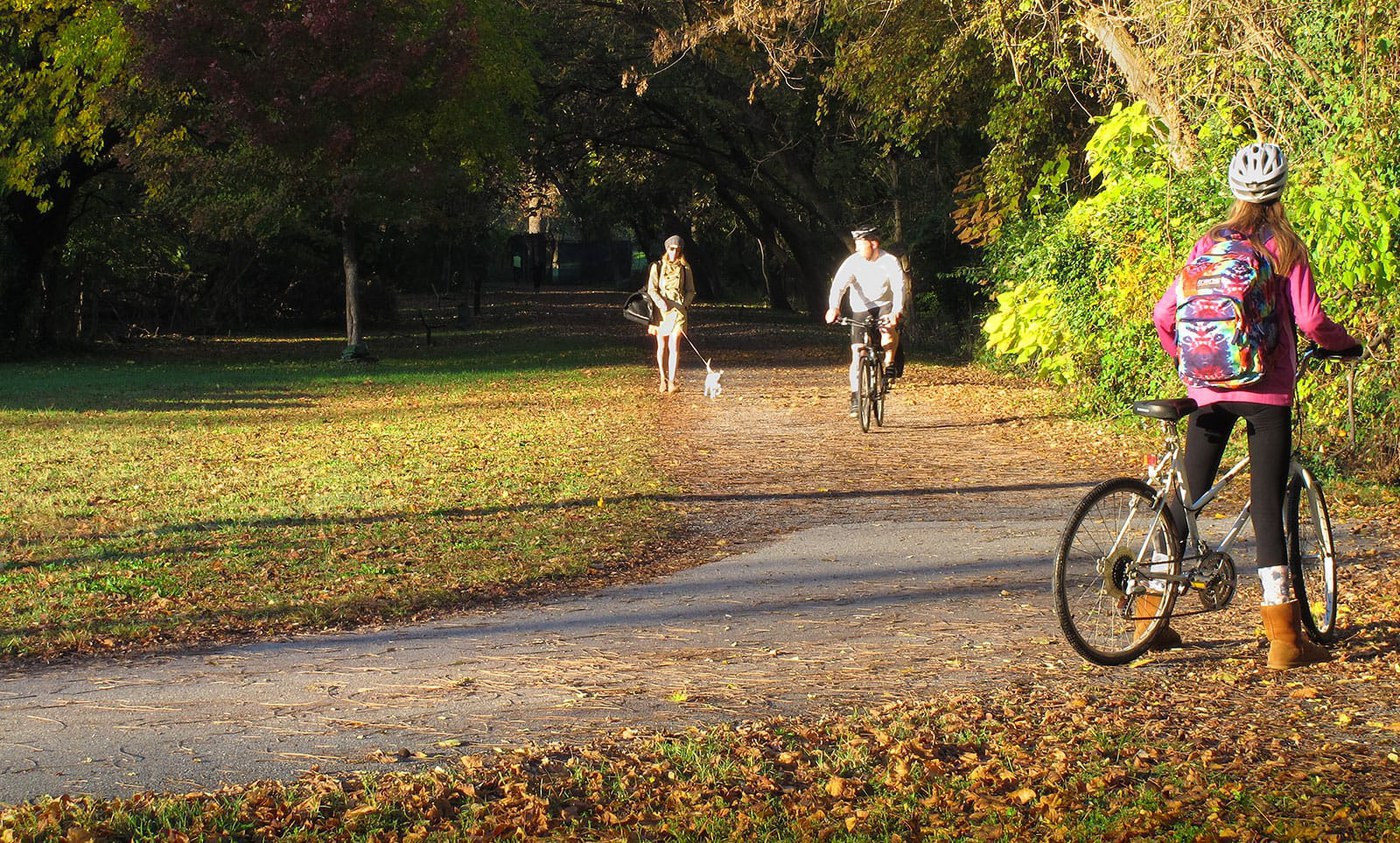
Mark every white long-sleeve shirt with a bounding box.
[828,250,906,316]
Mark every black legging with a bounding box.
[1179,402,1292,570]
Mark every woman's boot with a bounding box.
[1261,601,1331,670]
[1134,593,1182,649]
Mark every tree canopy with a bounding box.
[1,0,1395,474]
[1,0,129,346]
[127,0,534,355]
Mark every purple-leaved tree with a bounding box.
[129,0,533,358]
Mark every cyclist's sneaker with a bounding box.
[885,365,899,382]
[848,392,859,417]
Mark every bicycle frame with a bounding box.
[835,316,889,432]
[1145,426,1251,562]
[1110,417,1247,599]
[1126,411,1327,606]
[838,316,884,356]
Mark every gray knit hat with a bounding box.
[664,235,684,249]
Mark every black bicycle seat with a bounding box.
[1132,398,1198,421]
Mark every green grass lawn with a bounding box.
[0,315,677,660]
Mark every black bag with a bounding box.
[623,289,655,325]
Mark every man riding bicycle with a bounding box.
[824,227,907,417]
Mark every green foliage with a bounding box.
[980,219,1104,384]
[1,1,137,348]
[822,0,996,149]
[984,95,1400,477]
[1083,102,1169,194]
[983,104,1209,394]
[1291,159,1400,477]
[0,1,128,205]
[129,0,535,231]
[967,0,1400,479]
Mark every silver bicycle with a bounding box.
[1053,344,1360,665]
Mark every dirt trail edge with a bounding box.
[1,301,1389,804]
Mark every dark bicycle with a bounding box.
[837,315,890,433]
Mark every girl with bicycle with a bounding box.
[1151,142,1362,670]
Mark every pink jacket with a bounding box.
[1153,233,1358,407]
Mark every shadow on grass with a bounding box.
[0,540,1060,664]
[0,330,643,413]
[10,478,1093,574]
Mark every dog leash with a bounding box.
[682,332,712,369]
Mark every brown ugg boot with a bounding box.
[1134,593,1182,650]
[1261,601,1331,670]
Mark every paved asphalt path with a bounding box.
[1,517,1066,804]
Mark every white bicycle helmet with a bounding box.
[1228,142,1288,202]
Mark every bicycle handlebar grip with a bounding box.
[1301,342,1364,361]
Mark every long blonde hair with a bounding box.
[1207,199,1308,277]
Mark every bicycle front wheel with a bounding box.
[1053,477,1181,665]
[1286,465,1339,642]
[873,360,887,427]
[858,355,875,433]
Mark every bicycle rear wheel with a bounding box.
[857,355,875,433]
[1053,477,1181,665]
[1286,465,1339,642]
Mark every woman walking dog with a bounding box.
[647,235,697,394]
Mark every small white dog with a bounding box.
[702,364,724,398]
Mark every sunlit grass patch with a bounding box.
[0,325,676,659]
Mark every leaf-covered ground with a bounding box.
[2,290,1397,838]
[4,662,1398,840]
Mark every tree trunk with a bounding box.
[700,166,844,316]
[1,201,46,349]
[746,190,844,317]
[0,138,113,351]
[633,97,848,313]
[758,229,789,311]
[749,213,792,311]
[889,157,904,244]
[1080,7,1199,170]
[341,217,368,359]
[708,183,787,308]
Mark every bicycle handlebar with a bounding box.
[1299,342,1364,363]
[1145,342,1364,416]
[1297,343,1365,381]
[835,316,893,329]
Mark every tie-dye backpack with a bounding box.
[1174,230,1280,388]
